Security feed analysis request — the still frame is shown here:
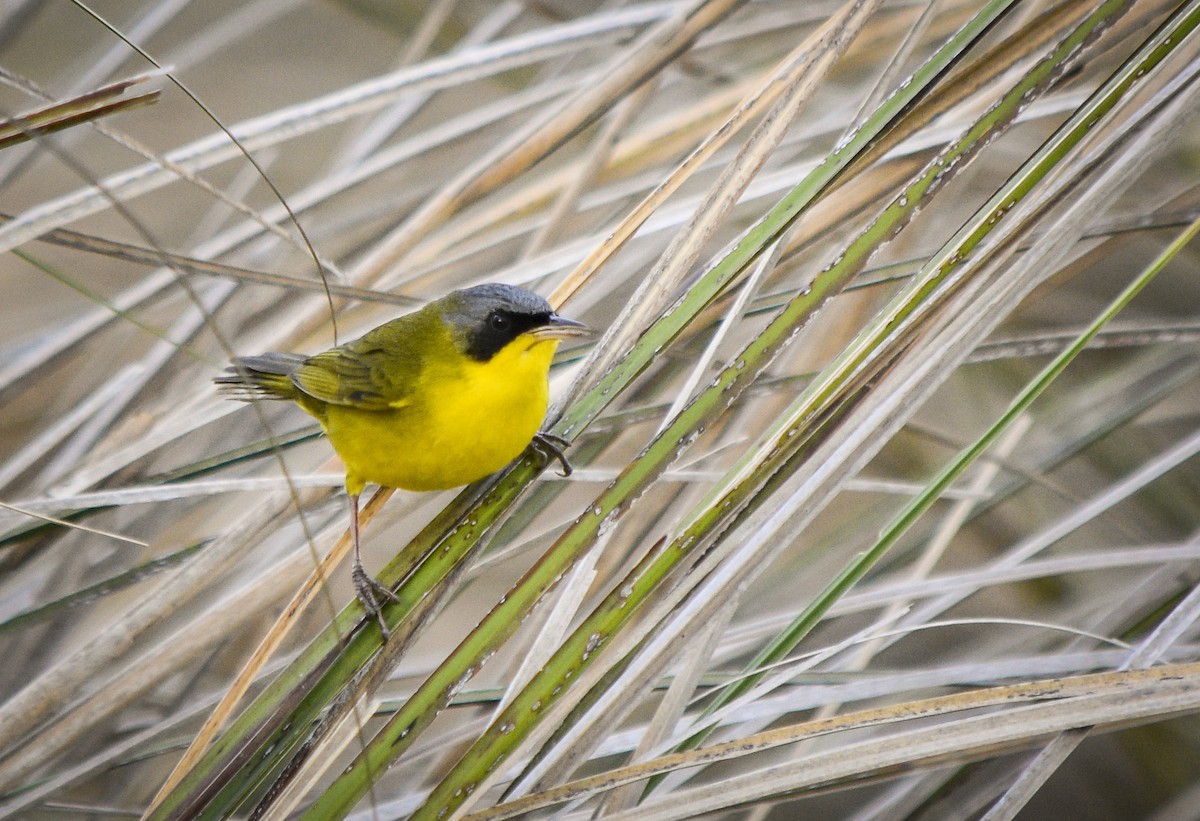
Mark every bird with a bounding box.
[215,283,589,636]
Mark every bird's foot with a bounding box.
[530,432,573,477]
[351,561,400,640]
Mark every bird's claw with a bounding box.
[530,432,573,477]
[352,561,400,640]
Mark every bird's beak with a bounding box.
[532,313,590,340]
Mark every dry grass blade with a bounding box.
[0,72,160,150]
[0,499,146,547]
[604,665,1200,821]
[469,663,1200,820]
[23,222,412,304]
[356,0,750,288]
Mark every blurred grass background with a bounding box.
[1,0,1200,818]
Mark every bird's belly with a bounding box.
[323,350,552,493]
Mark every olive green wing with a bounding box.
[290,317,425,411]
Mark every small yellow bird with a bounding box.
[215,283,588,634]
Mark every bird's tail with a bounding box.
[214,353,306,401]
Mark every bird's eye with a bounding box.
[488,312,511,332]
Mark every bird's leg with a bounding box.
[530,432,573,477]
[348,492,399,640]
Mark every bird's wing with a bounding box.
[290,347,412,410]
[290,315,430,411]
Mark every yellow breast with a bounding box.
[322,337,558,494]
